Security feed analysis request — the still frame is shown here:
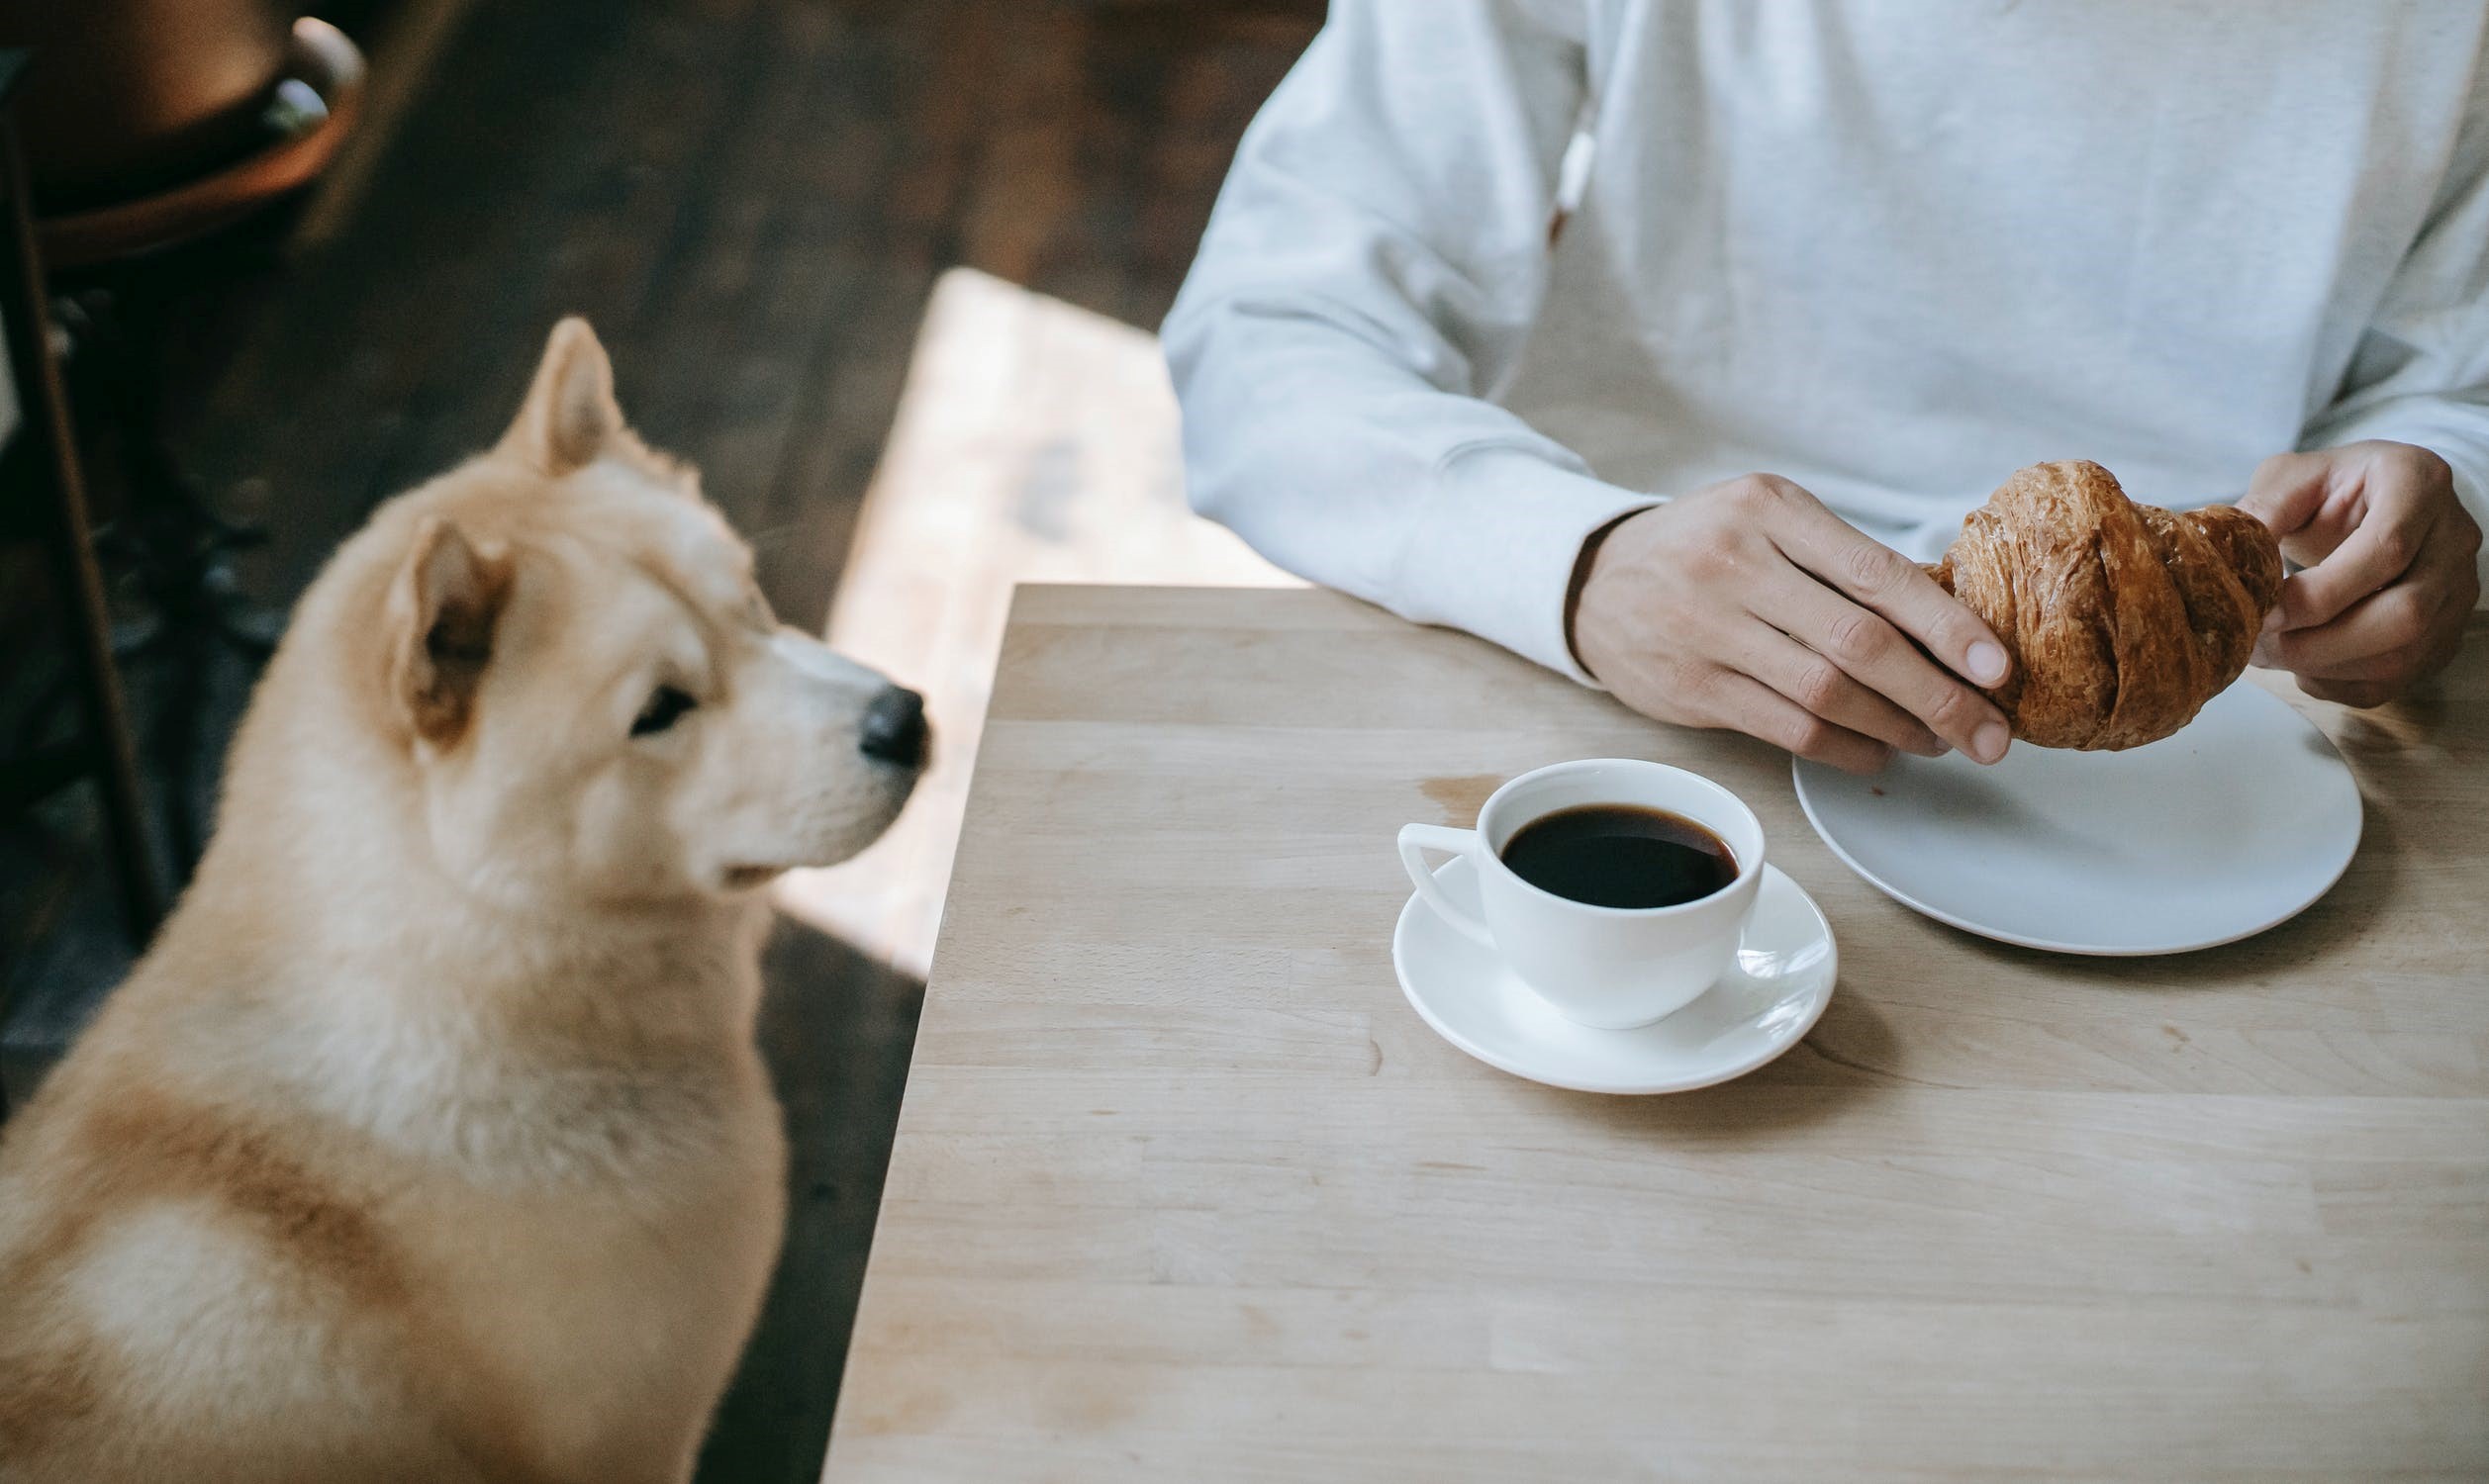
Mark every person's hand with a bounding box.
[2240,441,2482,707]
[1570,474,2015,775]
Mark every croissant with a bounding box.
[1924,461,2283,751]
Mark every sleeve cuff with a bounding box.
[1388,444,1658,683]
[2446,456,2488,606]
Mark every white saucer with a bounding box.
[1792,680,2362,956]
[1392,857,1837,1094]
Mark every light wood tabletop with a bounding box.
[823,587,2489,1483]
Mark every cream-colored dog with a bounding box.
[0,321,925,1482]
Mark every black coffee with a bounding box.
[1498,804,1738,909]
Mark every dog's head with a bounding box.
[362,319,924,907]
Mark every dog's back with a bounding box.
[0,970,529,1483]
[0,927,785,1484]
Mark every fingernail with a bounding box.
[1972,721,2009,764]
[1966,641,2008,686]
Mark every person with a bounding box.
[1166,2,2487,774]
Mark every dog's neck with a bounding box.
[145,575,772,1174]
[199,657,760,1007]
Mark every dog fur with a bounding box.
[0,321,922,1482]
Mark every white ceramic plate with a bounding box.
[1393,857,1836,1094]
[1792,681,2361,955]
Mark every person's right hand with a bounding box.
[1571,474,2016,775]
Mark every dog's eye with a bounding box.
[630,686,697,737]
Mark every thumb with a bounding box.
[2239,450,2334,536]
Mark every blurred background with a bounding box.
[0,1,1314,1477]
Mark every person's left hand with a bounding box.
[2239,440,2482,707]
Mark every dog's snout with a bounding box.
[858,686,927,767]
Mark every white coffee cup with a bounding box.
[1397,759,1767,1029]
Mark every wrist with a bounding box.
[1565,507,1647,680]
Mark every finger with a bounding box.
[2276,587,2469,685]
[1761,489,2014,692]
[2279,636,2433,684]
[2238,451,2336,539]
[2298,674,2398,709]
[1726,620,1947,756]
[2276,489,2440,632]
[1752,569,2012,763]
[2259,577,2456,677]
[1701,669,1895,775]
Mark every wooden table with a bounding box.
[824,587,2489,1482]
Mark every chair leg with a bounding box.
[0,113,162,943]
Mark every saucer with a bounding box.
[1392,857,1836,1094]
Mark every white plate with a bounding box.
[1392,857,1836,1094]
[1793,680,2362,955]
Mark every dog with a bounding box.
[0,319,926,1482]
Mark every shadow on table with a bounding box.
[695,914,924,1484]
[1511,991,1901,1145]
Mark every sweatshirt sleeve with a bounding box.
[1163,0,1651,680]
[2300,51,2489,603]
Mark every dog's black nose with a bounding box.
[858,686,927,767]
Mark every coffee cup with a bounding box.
[1397,759,1766,1029]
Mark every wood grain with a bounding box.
[824,588,2489,1482]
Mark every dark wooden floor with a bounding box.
[1,1,1316,1479]
[192,0,1321,620]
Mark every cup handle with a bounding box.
[1397,823,1494,947]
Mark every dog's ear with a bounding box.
[499,317,622,476]
[387,516,513,747]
